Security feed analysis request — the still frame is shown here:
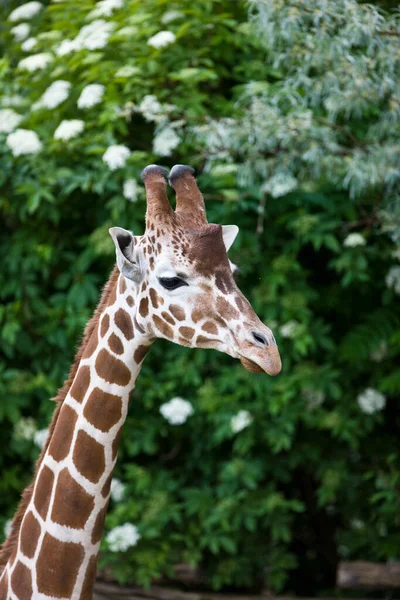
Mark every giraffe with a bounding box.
[0,164,281,600]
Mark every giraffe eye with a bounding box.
[158,276,188,291]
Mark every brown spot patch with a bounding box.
[109,332,124,355]
[91,504,109,545]
[80,555,98,599]
[202,321,218,335]
[112,427,123,461]
[51,468,94,529]
[95,349,131,386]
[82,326,98,359]
[73,430,105,484]
[134,345,149,364]
[196,335,219,347]
[139,297,149,318]
[115,308,134,340]
[134,316,145,334]
[11,561,32,599]
[119,276,127,294]
[20,511,41,559]
[153,315,173,339]
[178,337,191,346]
[70,366,91,403]
[215,270,235,295]
[191,309,204,323]
[100,313,110,337]
[84,388,122,432]
[170,304,185,321]
[179,326,195,339]
[188,224,230,276]
[108,279,117,306]
[149,288,159,308]
[34,465,54,520]
[161,311,175,325]
[0,569,8,598]
[216,296,240,320]
[149,256,154,270]
[126,295,134,307]
[36,533,84,597]
[48,405,78,462]
[101,473,112,498]
[235,294,247,311]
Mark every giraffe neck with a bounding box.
[0,274,151,600]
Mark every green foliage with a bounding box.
[1,0,400,595]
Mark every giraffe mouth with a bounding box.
[238,345,282,376]
[239,356,264,373]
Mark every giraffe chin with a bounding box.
[239,357,265,373]
[239,351,282,376]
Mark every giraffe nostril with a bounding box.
[252,332,269,346]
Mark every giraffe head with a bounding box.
[109,165,281,375]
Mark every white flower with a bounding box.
[9,2,43,22]
[0,109,23,133]
[11,23,30,41]
[370,341,388,362]
[147,30,176,49]
[1,95,25,107]
[21,37,37,51]
[77,84,105,109]
[75,19,114,50]
[279,320,299,338]
[110,478,125,502]
[123,178,139,202]
[114,65,139,78]
[212,164,238,176]
[106,523,140,552]
[138,94,162,122]
[160,397,194,425]
[117,26,138,37]
[153,126,180,156]
[54,119,84,140]
[18,52,53,71]
[357,388,386,415]
[39,80,71,109]
[13,417,37,441]
[231,410,253,433]
[56,39,79,56]
[385,266,400,295]
[4,520,12,538]
[343,233,366,247]
[88,0,123,18]
[391,248,400,261]
[6,129,42,156]
[56,20,114,55]
[102,144,130,170]
[33,427,49,449]
[303,388,325,409]
[351,519,365,530]
[262,172,298,198]
[161,10,184,24]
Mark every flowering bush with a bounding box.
[0,0,399,595]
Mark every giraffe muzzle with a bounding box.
[238,330,282,376]
[239,345,282,376]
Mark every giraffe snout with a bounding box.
[237,327,282,376]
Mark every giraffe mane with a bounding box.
[0,266,120,567]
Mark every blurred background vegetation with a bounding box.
[0,0,399,595]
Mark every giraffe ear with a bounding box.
[109,227,141,283]
[222,225,239,252]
